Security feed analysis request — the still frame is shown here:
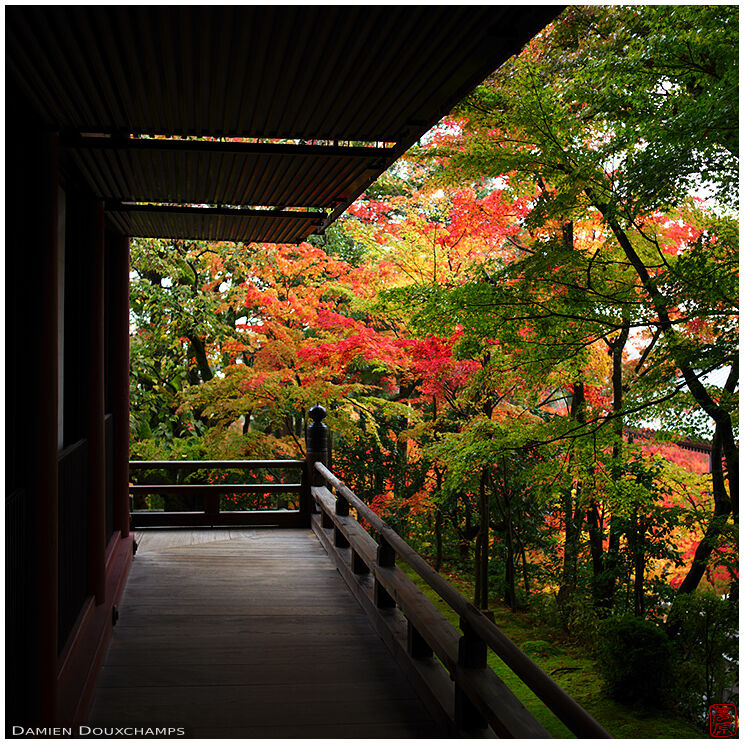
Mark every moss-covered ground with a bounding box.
[400,566,704,739]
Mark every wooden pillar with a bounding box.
[304,404,328,522]
[37,131,60,723]
[87,199,106,603]
[109,233,131,538]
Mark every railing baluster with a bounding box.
[351,548,369,575]
[375,534,396,608]
[455,619,488,731]
[335,492,349,517]
[321,509,333,529]
[377,533,395,567]
[299,460,312,520]
[334,490,350,548]
[204,492,219,521]
[334,525,349,548]
[407,620,433,659]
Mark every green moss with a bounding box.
[400,565,702,738]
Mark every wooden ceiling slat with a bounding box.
[327,9,437,142]
[63,145,389,208]
[284,9,340,138]
[110,207,324,243]
[298,9,380,141]
[6,7,560,139]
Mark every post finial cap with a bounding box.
[309,403,327,423]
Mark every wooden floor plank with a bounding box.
[89,528,442,737]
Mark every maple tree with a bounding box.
[415,4,738,600]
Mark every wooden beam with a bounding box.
[107,203,326,220]
[129,459,304,470]
[129,483,302,495]
[61,132,392,160]
[36,131,61,723]
[130,510,305,528]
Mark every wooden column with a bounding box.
[109,233,131,538]
[37,131,60,723]
[87,199,106,603]
[304,404,328,524]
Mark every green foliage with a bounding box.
[404,566,701,738]
[521,639,562,659]
[596,615,674,706]
[307,221,366,266]
[667,592,739,725]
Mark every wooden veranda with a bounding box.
[85,408,610,738]
[7,6,577,733]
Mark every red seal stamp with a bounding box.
[709,704,738,737]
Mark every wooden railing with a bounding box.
[129,459,309,528]
[311,460,611,739]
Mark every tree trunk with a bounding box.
[187,334,213,383]
[632,512,646,617]
[434,509,443,572]
[518,534,530,597]
[677,425,733,593]
[562,382,586,593]
[595,201,738,518]
[434,469,444,571]
[474,468,490,610]
[562,482,583,592]
[592,320,630,611]
[503,511,516,611]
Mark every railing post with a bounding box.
[205,492,219,523]
[375,534,396,608]
[352,549,370,575]
[334,478,350,548]
[455,618,488,732]
[407,620,433,659]
[334,522,349,549]
[304,403,328,522]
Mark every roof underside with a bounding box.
[6,6,561,243]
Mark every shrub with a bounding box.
[667,592,739,727]
[596,614,674,706]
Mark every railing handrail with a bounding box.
[314,461,610,739]
[129,483,302,493]
[129,459,305,469]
